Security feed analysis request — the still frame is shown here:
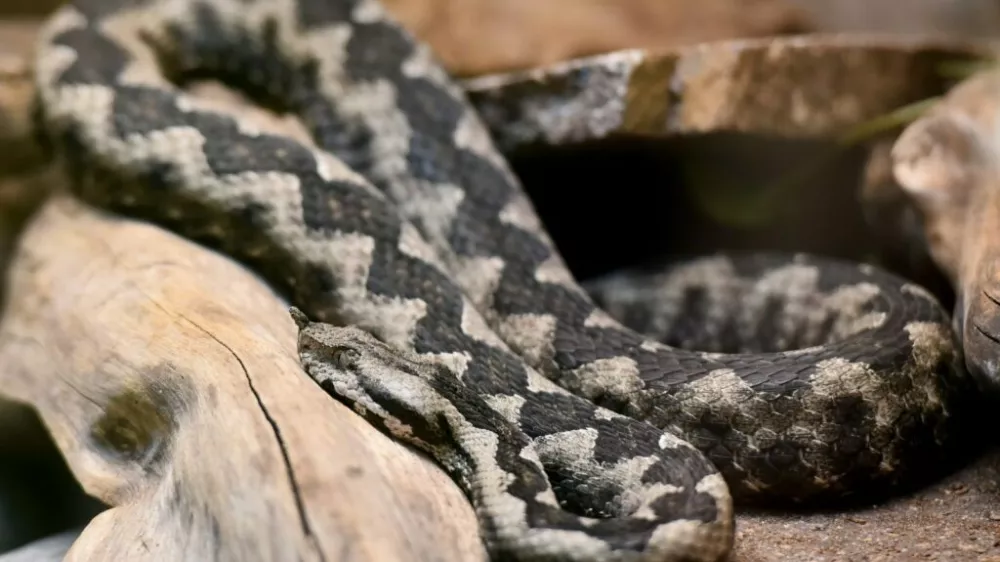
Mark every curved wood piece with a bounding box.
[890,67,1000,388]
[0,192,485,562]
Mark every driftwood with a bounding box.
[0,191,486,562]
[890,68,1000,284]
[0,55,485,560]
[888,66,1000,381]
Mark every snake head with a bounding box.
[290,307,395,376]
[288,307,458,420]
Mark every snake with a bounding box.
[30,0,978,560]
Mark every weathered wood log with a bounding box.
[0,190,486,562]
[889,66,1000,386]
[0,191,489,560]
[0,34,487,559]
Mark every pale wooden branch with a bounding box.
[890,67,1000,284]
[0,45,484,561]
[0,191,485,562]
[888,66,1000,381]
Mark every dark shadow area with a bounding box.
[510,131,954,309]
[510,131,983,510]
[0,402,106,556]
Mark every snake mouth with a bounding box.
[959,288,1000,392]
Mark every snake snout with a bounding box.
[959,288,1000,392]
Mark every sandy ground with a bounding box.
[735,445,1000,561]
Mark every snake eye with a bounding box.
[332,347,360,369]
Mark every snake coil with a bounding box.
[33,0,972,560]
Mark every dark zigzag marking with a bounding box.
[290,4,968,502]
[345,341,720,547]
[113,0,966,504]
[128,3,713,507]
[44,7,722,544]
[264,0,949,404]
[278,0,958,385]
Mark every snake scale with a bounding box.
[31,0,977,560]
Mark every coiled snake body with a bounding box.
[33,0,973,560]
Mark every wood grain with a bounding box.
[0,192,485,561]
[890,66,1000,386]
[0,23,486,558]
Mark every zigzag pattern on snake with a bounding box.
[32,0,975,560]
